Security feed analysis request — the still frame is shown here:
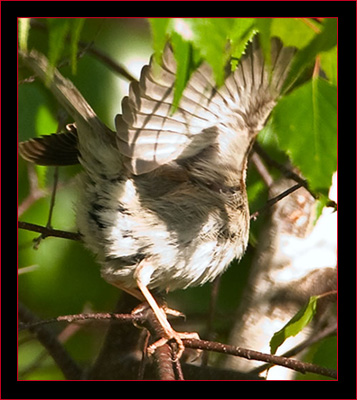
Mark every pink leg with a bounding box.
[134,260,200,360]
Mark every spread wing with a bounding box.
[116,36,296,175]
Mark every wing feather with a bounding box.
[117,37,296,175]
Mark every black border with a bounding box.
[6,1,356,399]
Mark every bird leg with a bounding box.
[134,260,199,360]
[109,280,145,302]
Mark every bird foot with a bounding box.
[132,260,200,361]
[162,305,186,320]
[147,329,200,361]
[131,302,199,361]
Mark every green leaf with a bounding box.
[148,18,171,62]
[188,18,256,85]
[284,18,337,91]
[271,18,316,48]
[297,336,337,380]
[150,18,292,110]
[148,18,198,112]
[312,336,337,372]
[69,18,85,75]
[320,45,337,86]
[313,194,329,224]
[35,104,57,135]
[254,18,272,67]
[229,19,256,71]
[46,19,70,83]
[34,105,58,188]
[187,18,234,87]
[272,78,337,194]
[270,296,319,355]
[18,18,30,51]
[170,33,194,113]
[148,18,256,102]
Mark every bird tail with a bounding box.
[19,49,122,179]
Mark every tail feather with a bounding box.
[19,49,120,178]
[19,125,79,166]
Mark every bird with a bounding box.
[19,35,296,359]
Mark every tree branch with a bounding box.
[18,302,82,380]
[19,306,337,380]
[18,311,144,332]
[28,19,138,83]
[253,142,337,210]
[18,221,81,241]
[183,338,337,379]
[248,322,337,376]
[250,183,304,220]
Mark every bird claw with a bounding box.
[132,302,200,361]
[147,331,201,361]
[162,305,186,320]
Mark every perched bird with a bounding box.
[19,35,296,358]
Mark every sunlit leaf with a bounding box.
[170,32,194,113]
[148,18,257,108]
[254,18,272,67]
[46,19,70,83]
[148,18,170,62]
[271,18,316,48]
[187,18,234,86]
[70,18,85,74]
[270,296,319,355]
[283,18,337,91]
[34,105,58,188]
[19,18,30,51]
[320,45,337,86]
[272,78,337,194]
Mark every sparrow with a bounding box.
[19,35,296,358]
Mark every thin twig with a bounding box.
[18,221,81,241]
[253,143,337,210]
[33,167,60,249]
[300,18,321,34]
[250,152,274,187]
[18,303,82,380]
[28,19,138,83]
[253,143,310,192]
[201,277,221,366]
[19,306,337,380]
[18,265,39,275]
[19,182,305,238]
[79,41,138,82]
[183,338,337,379]
[19,311,144,331]
[248,322,337,376]
[47,167,59,226]
[137,331,150,380]
[250,183,303,220]
[19,311,85,379]
[18,164,47,217]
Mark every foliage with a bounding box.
[18,18,337,380]
[273,78,337,194]
[270,296,319,355]
[148,17,337,199]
